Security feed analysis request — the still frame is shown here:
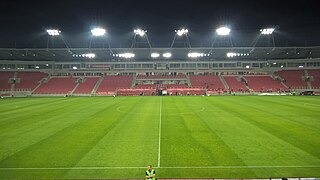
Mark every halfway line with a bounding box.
[157,96,162,168]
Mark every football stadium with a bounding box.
[0,1,320,180]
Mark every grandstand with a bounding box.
[1,47,320,179]
[0,47,320,96]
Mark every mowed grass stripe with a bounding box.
[161,97,255,170]
[0,97,130,178]
[71,97,159,168]
[220,96,320,159]
[199,98,319,177]
[63,97,160,179]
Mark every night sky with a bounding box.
[0,0,320,48]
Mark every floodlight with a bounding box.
[35,66,40,69]
[72,53,96,59]
[216,27,230,36]
[227,52,236,57]
[163,52,172,58]
[117,53,135,58]
[134,28,146,36]
[46,29,61,36]
[227,52,249,58]
[91,28,106,36]
[151,53,160,58]
[260,28,274,35]
[72,66,78,70]
[298,65,304,68]
[175,29,188,36]
[188,52,205,58]
[245,65,250,69]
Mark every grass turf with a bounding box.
[0,96,319,179]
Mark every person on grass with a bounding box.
[146,165,156,180]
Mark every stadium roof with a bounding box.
[0,46,319,62]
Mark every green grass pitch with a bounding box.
[0,96,319,179]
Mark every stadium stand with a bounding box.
[33,77,77,94]
[223,76,248,92]
[189,75,226,91]
[0,71,14,91]
[275,70,308,89]
[308,69,320,88]
[96,76,133,95]
[244,75,287,92]
[136,74,187,79]
[73,77,99,94]
[14,72,47,91]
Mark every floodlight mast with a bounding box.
[251,27,276,51]
[46,29,71,52]
[131,28,152,48]
[89,27,113,54]
[211,26,233,49]
[170,28,191,48]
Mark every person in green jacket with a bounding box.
[145,165,156,180]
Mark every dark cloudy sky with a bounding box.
[0,0,319,48]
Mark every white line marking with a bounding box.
[1,166,320,170]
[157,96,162,168]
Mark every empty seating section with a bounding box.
[0,72,14,91]
[189,75,225,91]
[15,72,47,91]
[223,76,247,92]
[96,76,133,95]
[134,84,157,89]
[34,77,77,94]
[73,77,99,94]
[244,75,286,92]
[308,69,320,88]
[136,74,186,79]
[275,70,308,89]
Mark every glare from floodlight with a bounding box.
[260,28,274,35]
[245,65,250,69]
[216,27,231,36]
[227,52,250,58]
[115,53,135,58]
[72,53,96,59]
[163,52,172,58]
[134,28,146,36]
[151,53,160,58]
[72,66,78,70]
[175,29,188,36]
[47,29,61,36]
[91,28,106,36]
[188,52,205,58]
